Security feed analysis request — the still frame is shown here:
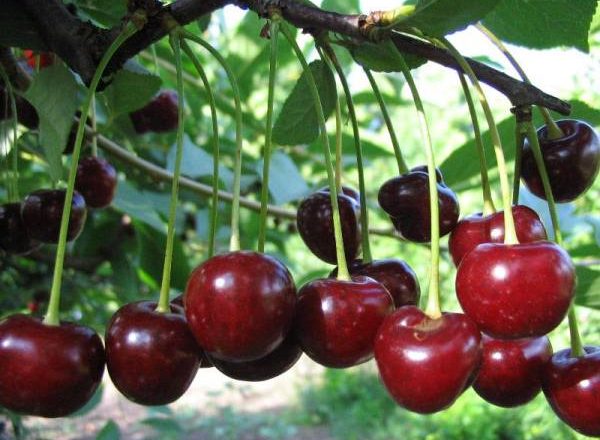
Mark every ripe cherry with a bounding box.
[171,294,213,368]
[0,315,105,417]
[105,301,200,405]
[75,157,118,208]
[293,276,393,368]
[129,90,179,134]
[473,335,552,407]
[375,306,482,414]
[456,242,575,339]
[542,346,600,437]
[296,188,361,264]
[449,205,547,266]
[21,189,87,243]
[0,202,41,255]
[23,50,54,69]
[0,85,39,129]
[185,251,296,362]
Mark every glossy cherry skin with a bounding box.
[209,333,302,382]
[171,294,212,368]
[0,86,39,129]
[21,189,87,243]
[0,315,105,417]
[473,335,552,407]
[105,301,200,405]
[522,119,600,203]
[378,168,459,243]
[0,203,41,255]
[449,205,547,266]
[374,306,482,414]
[293,276,393,368]
[75,157,118,208]
[542,346,600,437]
[129,90,179,134]
[331,258,420,308]
[296,189,361,264]
[456,242,575,339]
[185,251,297,362]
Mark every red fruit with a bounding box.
[171,294,212,368]
[542,346,600,437]
[23,50,54,69]
[293,276,393,368]
[0,86,39,129]
[129,90,179,134]
[75,157,118,208]
[185,251,296,362]
[0,315,105,417]
[449,205,547,266]
[0,202,41,255]
[456,242,575,339]
[105,301,200,405]
[374,306,482,414]
[473,335,552,407]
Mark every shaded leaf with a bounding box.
[351,40,426,72]
[575,266,600,310]
[102,60,162,115]
[96,420,120,440]
[257,151,310,204]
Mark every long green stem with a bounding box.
[458,72,495,215]
[45,22,139,326]
[258,20,280,253]
[390,47,441,318]
[181,40,220,259]
[334,96,343,194]
[0,66,19,202]
[281,24,350,280]
[363,68,409,175]
[183,30,243,252]
[513,123,526,204]
[90,95,98,157]
[440,37,518,245]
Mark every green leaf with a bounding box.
[197,14,212,32]
[483,0,598,52]
[272,60,337,145]
[351,40,426,72]
[24,64,79,182]
[257,151,309,205]
[73,0,127,28]
[112,182,166,232]
[322,0,359,13]
[102,61,162,116]
[96,420,120,440]
[575,266,600,310]
[141,417,183,439]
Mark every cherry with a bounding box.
[521,119,600,203]
[0,315,105,417]
[456,241,575,339]
[21,189,87,243]
[296,188,361,264]
[171,294,213,368]
[0,202,41,255]
[129,90,179,134]
[293,276,393,368]
[23,50,54,69]
[209,333,302,382]
[331,258,420,308]
[374,306,482,414]
[75,157,118,208]
[473,334,552,407]
[378,167,459,242]
[542,346,600,437]
[0,85,39,129]
[449,205,547,266]
[105,301,200,405]
[185,251,296,362]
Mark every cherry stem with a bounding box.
[181,40,220,259]
[258,18,280,254]
[0,65,19,202]
[183,30,244,252]
[457,72,495,215]
[323,42,372,263]
[363,68,409,175]
[440,37,518,245]
[281,23,350,281]
[476,24,564,140]
[44,21,140,326]
[334,96,343,194]
[390,47,441,319]
[90,95,98,157]
[513,124,525,204]
[522,117,584,357]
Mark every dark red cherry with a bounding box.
[449,205,547,266]
[473,335,552,407]
[0,202,41,255]
[296,189,361,264]
[378,168,459,242]
[318,185,360,202]
[21,189,87,243]
[171,294,212,368]
[293,276,393,368]
[75,157,118,208]
[105,301,200,405]
[522,119,600,203]
[129,90,179,134]
[185,251,297,362]
[0,86,39,129]
[374,306,482,414]
[409,165,443,182]
[0,315,105,417]
[209,334,302,382]
[542,346,600,437]
[456,242,575,339]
